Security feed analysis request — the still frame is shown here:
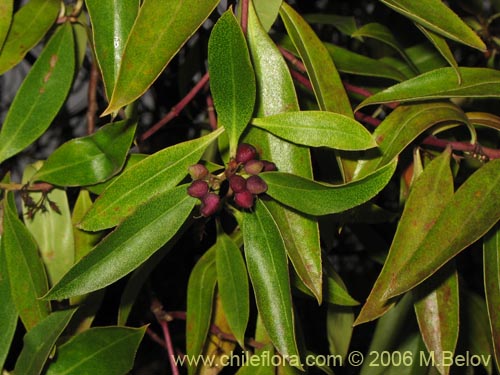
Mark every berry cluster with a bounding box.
[186,143,276,217]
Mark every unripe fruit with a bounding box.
[244,160,264,175]
[229,175,247,193]
[234,190,254,209]
[200,193,221,217]
[188,164,209,180]
[246,175,268,195]
[235,143,257,164]
[187,180,209,198]
[262,160,277,172]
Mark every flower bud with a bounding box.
[200,193,221,217]
[187,180,209,198]
[246,175,268,195]
[234,190,254,209]
[229,175,247,193]
[188,164,209,180]
[235,143,257,164]
[244,160,264,175]
[262,160,277,172]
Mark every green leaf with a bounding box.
[0,22,75,164]
[385,159,500,299]
[262,160,396,216]
[353,102,469,179]
[33,120,137,186]
[86,0,140,99]
[246,5,322,303]
[3,193,50,330]
[44,185,197,300]
[45,326,146,375]
[484,223,500,372]
[186,247,217,375]
[243,200,301,365]
[414,264,459,375]
[22,163,75,286]
[352,23,419,74]
[327,305,354,360]
[251,0,282,31]
[304,13,358,36]
[380,0,486,51]
[280,2,352,117]
[0,0,59,74]
[0,0,13,52]
[357,68,500,110]
[102,0,219,115]
[208,9,256,155]
[324,43,407,82]
[216,231,249,348]
[355,149,453,325]
[13,309,76,375]
[80,128,223,231]
[467,112,500,132]
[252,111,376,150]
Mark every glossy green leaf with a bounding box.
[380,0,486,51]
[0,23,75,164]
[80,128,223,231]
[252,0,282,31]
[355,149,453,325]
[251,111,376,150]
[262,159,396,216]
[352,23,419,74]
[0,0,59,74]
[44,186,197,300]
[280,2,352,117]
[33,120,137,186]
[415,24,461,83]
[208,10,256,155]
[324,43,406,82]
[3,193,50,330]
[357,68,500,110]
[414,264,459,375]
[45,326,146,375]
[243,200,301,364]
[467,112,500,132]
[246,5,322,303]
[103,0,219,115]
[86,0,140,99]
[216,231,249,348]
[327,305,354,360]
[354,102,469,179]
[304,13,358,36]
[484,223,500,371]
[385,159,500,299]
[0,0,13,52]
[22,163,75,286]
[186,247,217,375]
[13,309,76,375]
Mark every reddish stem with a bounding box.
[151,299,179,375]
[206,93,217,130]
[87,59,99,134]
[241,0,249,35]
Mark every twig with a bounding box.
[151,299,179,375]
[0,182,53,192]
[206,93,217,130]
[240,0,249,35]
[140,72,210,142]
[87,59,99,134]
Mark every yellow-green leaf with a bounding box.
[0,0,13,52]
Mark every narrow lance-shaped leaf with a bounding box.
[467,112,500,132]
[245,3,323,303]
[86,0,140,99]
[103,0,219,115]
[385,159,500,299]
[44,186,197,300]
[280,2,352,117]
[45,326,146,375]
[0,0,13,52]
[13,309,77,375]
[2,193,50,330]
[186,247,217,375]
[80,127,223,231]
[483,223,500,371]
[304,13,358,36]
[355,149,453,325]
[0,0,59,74]
[251,0,282,31]
[0,22,75,164]
[357,67,500,110]
[243,200,301,365]
[380,0,486,51]
[216,231,249,348]
[262,159,396,216]
[251,111,376,150]
[33,120,137,186]
[208,9,256,156]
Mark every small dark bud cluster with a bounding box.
[187,143,277,217]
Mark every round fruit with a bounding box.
[187,180,209,198]
[235,143,257,164]
[229,175,247,193]
[234,190,254,209]
[200,193,221,217]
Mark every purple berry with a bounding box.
[187,180,209,198]
[229,175,247,193]
[246,175,268,195]
[244,160,264,175]
[235,143,257,164]
[188,164,209,180]
[262,160,277,171]
[234,190,254,209]
[200,193,221,217]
